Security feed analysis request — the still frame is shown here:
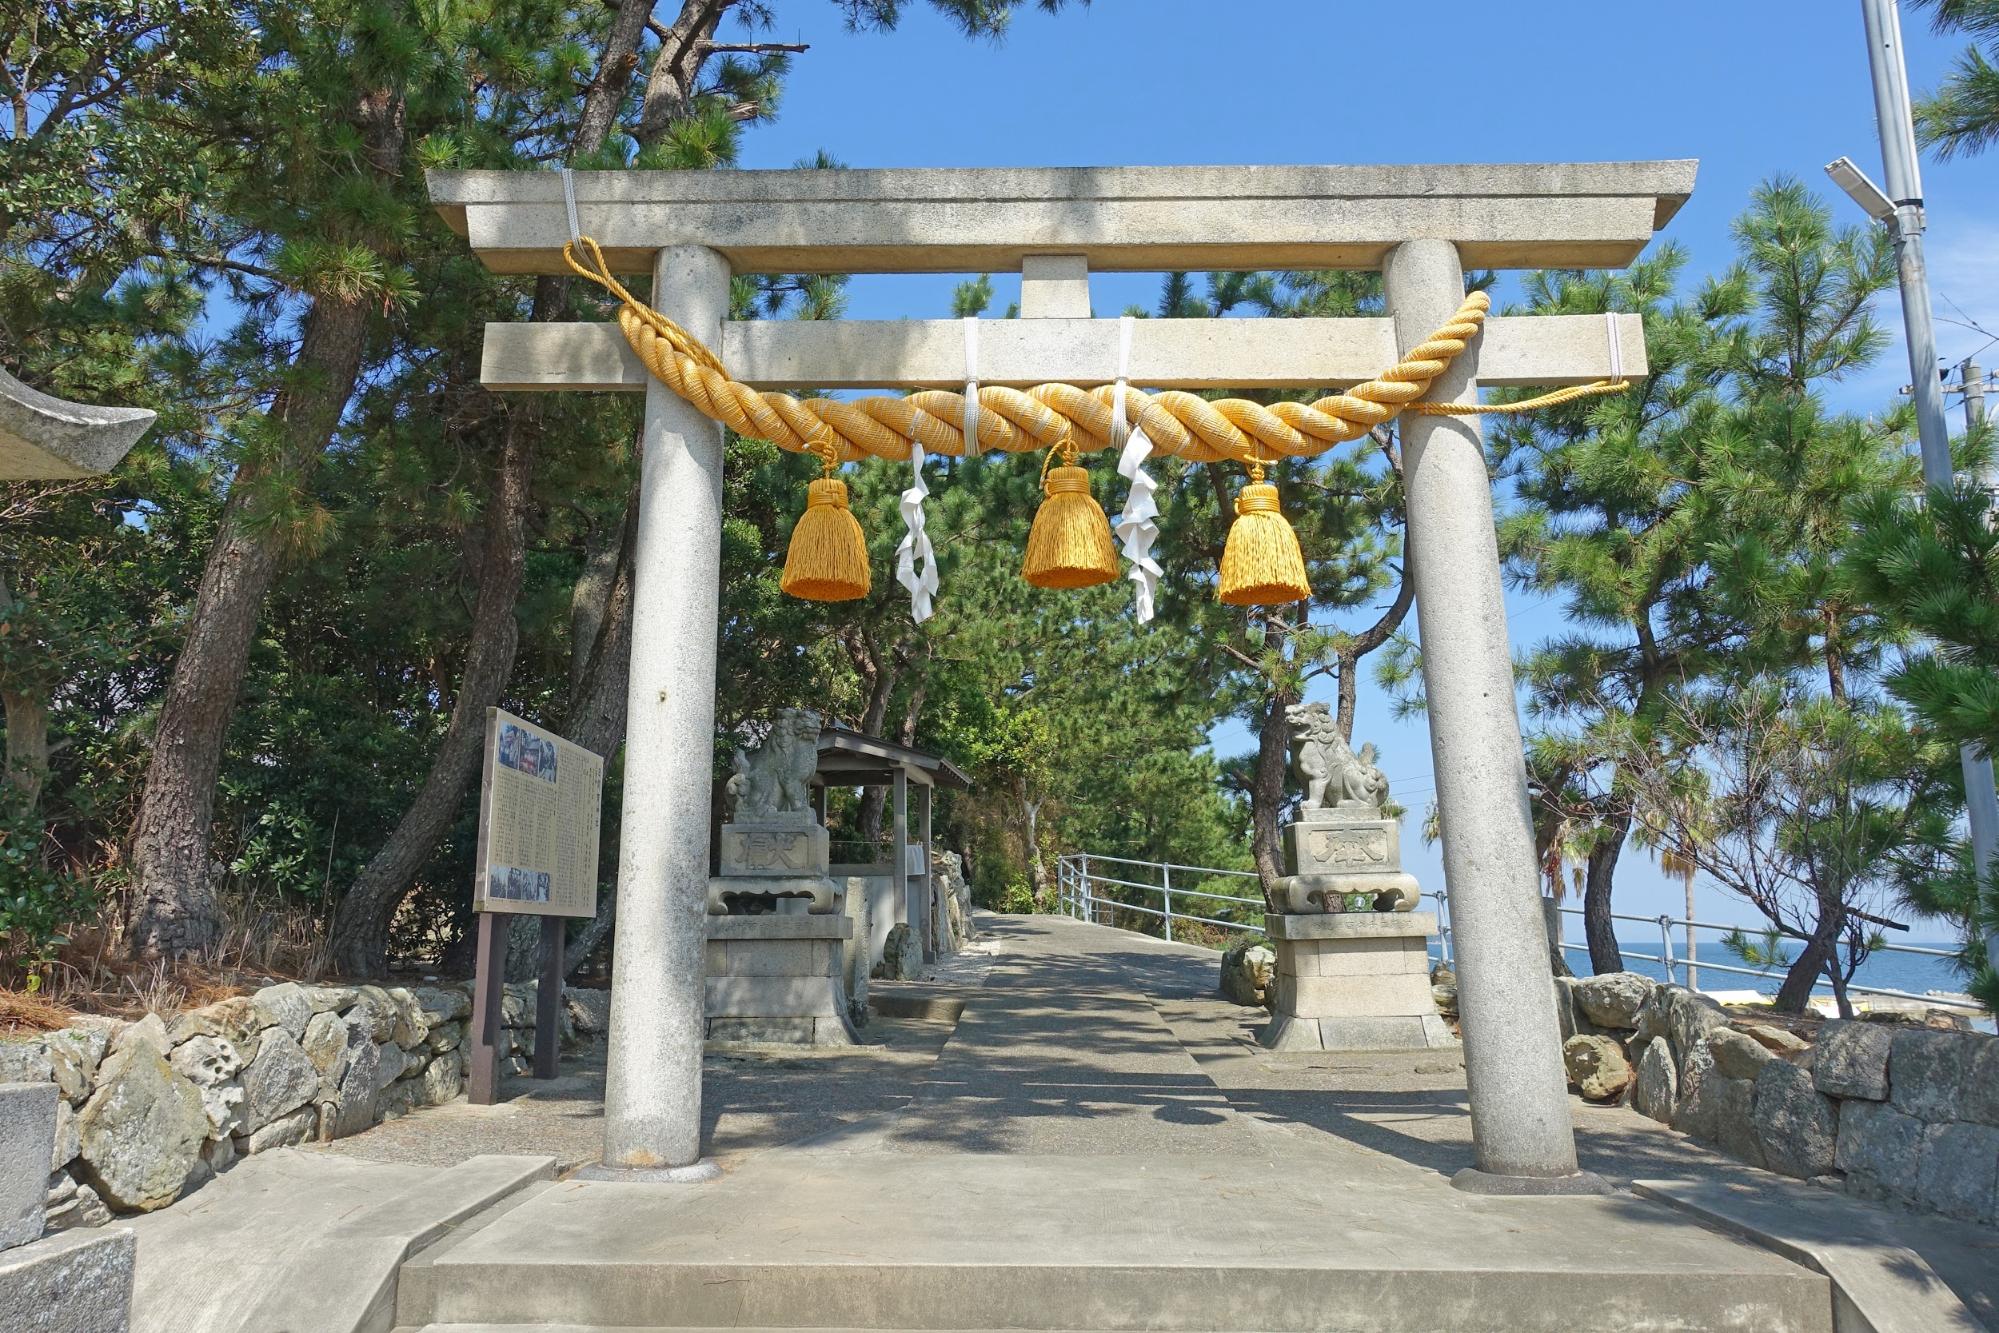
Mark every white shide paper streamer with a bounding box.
[1110,316,1161,624]
[895,440,939,623]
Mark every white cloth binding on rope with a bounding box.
[961,317,981,458]
[560,167,582,245]
[895,442,939,624]
[1109,315,1161,624]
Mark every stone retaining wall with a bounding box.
[1556,972,1997,1224]
[0,979,610,1233]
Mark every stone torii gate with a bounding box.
[428,160,1696,1193]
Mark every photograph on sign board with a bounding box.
[496,721,559,784]
[486,864,551,904]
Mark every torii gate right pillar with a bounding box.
[1386,239,1605,1193]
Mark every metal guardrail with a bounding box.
[1056,850,1983,1012]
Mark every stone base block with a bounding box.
[1272,872,1420,914]
[706,873,840,915]
[1261,1014,1457,1052]
[717,821,828,877]
[0,1083,58,1249]
[1285,817,1401,876]
[1258,914,1453,1053]
[0,1227,134,1331]
[704,915,857,1045]
[1273,971,1438,1016]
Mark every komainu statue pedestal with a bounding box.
[1259,912,1455,1052]
[704,913,857,1046]
[1257,703,1453,1053]
[703,708,855,1045]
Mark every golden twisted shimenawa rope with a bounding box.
[561,237,1626,467]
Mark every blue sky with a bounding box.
[728,1,1995,942]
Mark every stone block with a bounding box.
[1813,1020,1892,1100]
[1836,1099,1924,1204]
[1663,987,1729,1065]
[1273,871,1421,914]
[714,939,823,977]
[166,1036,245,1140]
[1631,1037,1676,1123]
[0,1227,135,1332]
[1914,1121,1999,1223]
[108,1015,166,1058]
[707,1017,818,1044]
[1963,1036,1999,1127]
[1707,1027,1774,1082]
[1,1083,59,1249]
[241,1107,316,1155]
[704,975,843,1020]
[1259,1014,1454,1052]
[1552,976,1582,1042]
[561,987,610,1036]
[1272,972,1437,1018]
[717,822,829,877]
[1752,1059,1837,1180]
[1573,971,1656,1029]
[1562,1034,1632,1102]
[74,1044,208,1212]
[1708,1075,1764,1168]
[1285,818,1399,876]
[0,1041,52,1089]
[1319,1015,1456,1051]
[1279,935,1428,979]
[1265,911,1437,941]
[49,1102,76,1173]
[1888,1028,1967,1121]
[164,996,262,1051]
[239,1029,320,1133]
[42,1030,104,1106]
[706,873,840,915]
[249,983,312,1041]
[1219,941,1274,1007]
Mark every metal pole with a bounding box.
[1658,914,1677,987]
[1162,863,1174,943]
[1858,0,1999,972]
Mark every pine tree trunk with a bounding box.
[329,413,533,976]
[556,489,639,977]
[125,293,371,959]
[1582,804,1631,975]
[326,6,658,978]
[1774,909,1841,1015]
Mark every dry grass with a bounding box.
[2,891,335,1034]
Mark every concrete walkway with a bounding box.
[390,915,1834,1331]
[125,912,1997,1331]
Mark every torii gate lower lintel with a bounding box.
[430,160,1697,1193]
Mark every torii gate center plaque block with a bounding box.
[430,160,1694,1191]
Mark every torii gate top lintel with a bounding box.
[427,158,1698,277]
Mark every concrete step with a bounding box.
[394,1153,1835,1332]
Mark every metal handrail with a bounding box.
[1057,850,1983,1012]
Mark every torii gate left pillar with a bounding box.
[592,246,730,1179]
[431,160,1696,1188]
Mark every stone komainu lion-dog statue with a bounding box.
[1284,701,1388,813]
[726,707,821,822]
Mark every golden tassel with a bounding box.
[781,473,871,602]
[1022,443,1118,589]
[1218,461,1311,606]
